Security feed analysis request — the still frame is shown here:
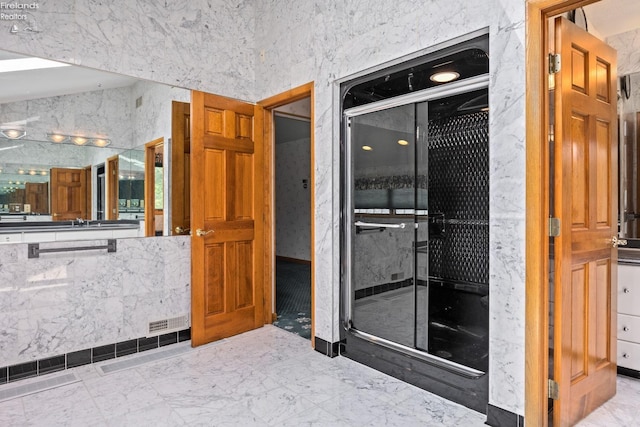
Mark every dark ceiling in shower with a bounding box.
[342,35,489,111]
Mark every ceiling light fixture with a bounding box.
[18,169,24,174]
[91,138,111,147]
[47,133,67,143]
[28,170,36,176]
[362,145,373,151]
[397,139,409,146]
[47,133,111,147]
[40,170,47,176]
[430,71,460,83]
[1,129,26,139]
[70,136,88,146]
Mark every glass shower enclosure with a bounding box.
[340,34,490,412]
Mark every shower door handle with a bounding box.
[355,221,406,229]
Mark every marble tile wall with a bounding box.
[0,0,527,416]
[275,137,311,261]
[607,28,640,76]
[0,86,133,148]
[0,236,190,367]
[254,0,526,416]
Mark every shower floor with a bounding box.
[352,283,488,371]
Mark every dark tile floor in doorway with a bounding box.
[274,260,311,340]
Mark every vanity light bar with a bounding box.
[46,133,111,147]
[0,129,26,139]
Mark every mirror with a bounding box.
[620,72,640,239]
[0,50,190,236]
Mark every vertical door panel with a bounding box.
[191,91,264,346]
[553,17,618,426]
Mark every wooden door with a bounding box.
[24,182,49,214]
[171,101,191,235]
[553,17,618,427]
[106,155,119,220]
[190,91,265,346]
[50,167,88,221]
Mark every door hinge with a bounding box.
[549,53,561,74]
[549,217,560,237]
[548,378,559,400]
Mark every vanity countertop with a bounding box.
[0,220,140,234]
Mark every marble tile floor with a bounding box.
[0,324,637,426]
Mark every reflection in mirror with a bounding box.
[0,50,190,238]
[620,72,640,239]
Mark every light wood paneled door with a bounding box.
[106,155,119,220]
[553,16,618,427]
[190,91,265,346]
[172,101,191,236]
[24,182,49,214]
[50,167,89,221]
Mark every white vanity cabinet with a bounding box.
[618,263,640,374]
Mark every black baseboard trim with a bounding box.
[0,328,191,385]
[276,256,311,265]
[343,331,488,414]
[486,404,524,427]
[618,366,640,379]
[314,336,340,357]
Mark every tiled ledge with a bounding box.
[0,328,191,384]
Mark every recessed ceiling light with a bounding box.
[29,170,36,175]
[18,169,24,174]
[430,71,460,83]
[397,139,409,146]
[0,57,71,74]
[362,145,373,151]
[40,171,47,176]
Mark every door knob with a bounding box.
[623,326,629,332]
[612,235,628,247]
[175,226,190,235]
[623,353,630,359]
[195,228,214,237]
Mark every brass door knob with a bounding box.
[612,235,628,247]
[196,228,214,237]
[175,226,190,235]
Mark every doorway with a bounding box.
[258,83,315,341]
[145,138,164,237]
[526,1,623,425]
[272,100,312,339]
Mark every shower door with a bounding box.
[344,82,489,376]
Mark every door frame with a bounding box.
[258,82,315,345]
[525,0,601,424]
[145,137,164,237]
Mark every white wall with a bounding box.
[0,0,527,416]
[275,137,311,261]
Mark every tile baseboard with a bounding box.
[486,404,524,427]
[314,336,340,358]
[0,328,191,385]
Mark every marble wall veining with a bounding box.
[254,0,526,416]
[0,236,190,367]
[0,86,133,149]
[607,27,640,76]
[0,0,527,417]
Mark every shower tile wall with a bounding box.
[0,236,191,367]
[0,0,527,416]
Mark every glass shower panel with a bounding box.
[350,104,417,348]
